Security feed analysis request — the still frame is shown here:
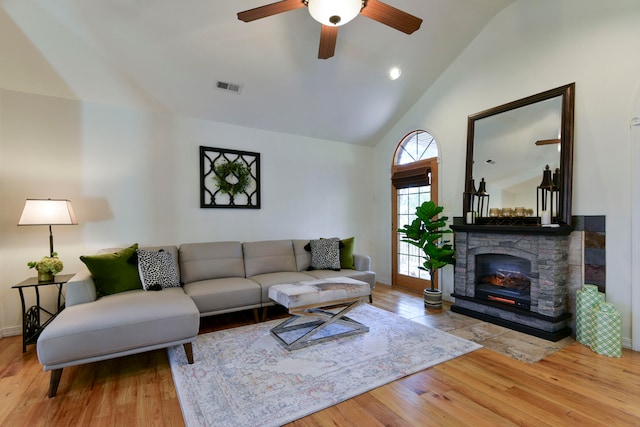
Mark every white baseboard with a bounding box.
[623,337,632,349]
[1,326,22,339]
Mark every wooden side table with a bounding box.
[12,274,74,353]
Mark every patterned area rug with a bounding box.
[168,304,481,427]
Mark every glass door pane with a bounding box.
[397,185,432,281]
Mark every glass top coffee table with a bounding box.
[268,277,371,350]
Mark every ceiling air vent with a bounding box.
[215,80,242,94]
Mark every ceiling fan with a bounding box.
[535,139,561,146]
[237,0,423,59]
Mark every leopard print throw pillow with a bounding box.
[137,249,181,290]
[309,238,341,271]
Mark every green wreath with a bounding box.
[213,161,251,195]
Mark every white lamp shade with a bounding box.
[307,0,362,26]
[18,199,78,225]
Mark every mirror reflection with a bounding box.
[464,83,575,227]
[473,96,562,211]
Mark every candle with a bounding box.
[466,211,475,224]
[541,210,551,225]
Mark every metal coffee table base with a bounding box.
[270,297,369,350]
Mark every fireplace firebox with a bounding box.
[475,254,532,309]
[451,226,572,341]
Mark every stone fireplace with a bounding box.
[451,228,572,341]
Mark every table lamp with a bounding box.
[18,199,78,257]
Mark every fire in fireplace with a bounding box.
[475,254,531,309]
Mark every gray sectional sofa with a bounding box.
[37,239,375,397]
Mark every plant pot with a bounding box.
[423,289,443,309]
[38,271,54,282]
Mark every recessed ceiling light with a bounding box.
[389,67,401,80]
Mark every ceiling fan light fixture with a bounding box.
[306,0,363,27]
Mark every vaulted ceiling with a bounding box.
[1,0,514,145]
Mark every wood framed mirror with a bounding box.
[464,83,575,227]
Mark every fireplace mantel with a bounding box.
[451,217,573,236]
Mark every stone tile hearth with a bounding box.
[412,303,574,363]
[368,285,574,363]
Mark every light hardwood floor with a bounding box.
[1,285,639,426]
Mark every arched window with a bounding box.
[391,130,439,293]
[395,130,439,165]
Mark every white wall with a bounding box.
[372,0,640,344]
[2,0,639,348]
[631,82,640,351]
[0,89,375,336]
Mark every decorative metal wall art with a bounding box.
[200,146,260,209]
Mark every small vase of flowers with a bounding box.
[28,252,64,282]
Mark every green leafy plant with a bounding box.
[397,201,455,292]
[28,252,64,275]
[213,161,251,196]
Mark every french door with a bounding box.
[391,158,438,293]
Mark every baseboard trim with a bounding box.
[1,326,22,339]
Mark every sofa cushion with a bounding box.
[182,277,261,314]
[243,240,297,277]
[179,242,245,284]
[79,244,142,297]
[37,288,199,367]
[293,240,312,271]
[308,238,341,271]
[137,248,181,290]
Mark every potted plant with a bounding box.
[397,201,456,308]
[28,252,64,282]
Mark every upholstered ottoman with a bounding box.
[268,277,370,350]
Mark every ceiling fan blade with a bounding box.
[318,25,338,59]
[535,139,561,146]
[237,0,305,23]
[360,0,422,34]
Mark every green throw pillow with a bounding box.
[340,237,356,270]
[80,244,142,297]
